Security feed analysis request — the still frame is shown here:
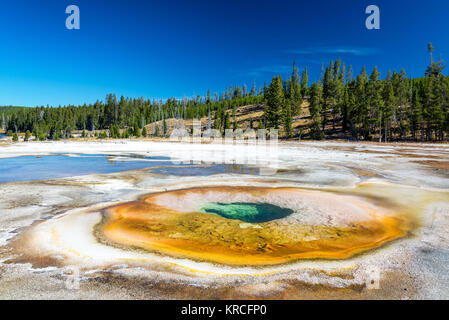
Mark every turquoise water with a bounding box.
[0,154,176,183]
[200,202,294,223]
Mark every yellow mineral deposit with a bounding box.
[97,186,413,266]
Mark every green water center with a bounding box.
[200,202,294,223]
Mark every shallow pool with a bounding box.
[0,154,176,183]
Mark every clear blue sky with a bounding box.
[0,0,448,107]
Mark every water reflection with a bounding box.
[0,154,172,183]
[0,154,261,183]
[150,163,260,176]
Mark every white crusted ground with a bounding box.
[0,140,448,299]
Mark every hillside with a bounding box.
[143,101,355,141]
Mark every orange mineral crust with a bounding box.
[97,187,411,266]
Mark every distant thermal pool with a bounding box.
[0,154,173,183]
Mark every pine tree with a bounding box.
[345,83,358,138]
[321,61,343,132]
[355,67,369,140]
[301,67,308,96]
[233,118,239,130]
[263,83,268,97]
[383,80,396,142]
[411,86,423,141]
[232,105,237,125]
[342,88,349,132]
[214,106,222,131]
[391,69,409,139]
[224,112,231,130]
[134,121,141,137]
[163,119,167,136]
[424,58,445,140]
[428,42,434,65]
[367,66,383,141]
[289,61,303,115]
[309,83,324,140]
[283,100,293,138]
[264,75,284,129]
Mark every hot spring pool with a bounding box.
[96,186,411,266]
[200,202,294,223]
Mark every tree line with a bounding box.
[1,43,448,142]
[264,43,449,142]
[1,87,263,140]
